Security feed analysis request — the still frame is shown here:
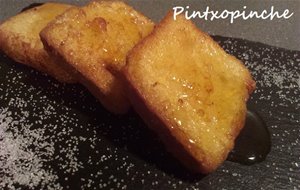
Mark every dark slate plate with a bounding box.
[0,3,300,190]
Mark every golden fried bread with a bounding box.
[40,0,154,114]
[0,3,75,83]
[123,12,256,173]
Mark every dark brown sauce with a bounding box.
[20,3,44,12]
[227,110,271,165]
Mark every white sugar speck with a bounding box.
[0,107,61,189]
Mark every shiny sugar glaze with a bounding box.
[20,3,271,166]
[19,2,271,168]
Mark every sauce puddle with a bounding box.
[228,110,271,165]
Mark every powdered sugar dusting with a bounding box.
[217,37,300,189]
[0,107,61,189]
[0,36,299,189]
[0,64,104,189]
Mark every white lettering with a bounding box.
[282,9,293,19]
[173,6,184,20]
[172,5,294,23]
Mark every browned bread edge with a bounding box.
[40,33,130,114]
[0,3,76,83]
[122,12,255,173]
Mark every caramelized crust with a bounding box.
[40,0,154,114]
[0,3,75,83]
[123,12,256,173]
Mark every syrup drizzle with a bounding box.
[17,0,271,169]
[228,110,271,165]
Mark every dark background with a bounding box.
[0,0,299,189]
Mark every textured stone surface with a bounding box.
[0,1,299,189]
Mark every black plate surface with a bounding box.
[0,3,299,190]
